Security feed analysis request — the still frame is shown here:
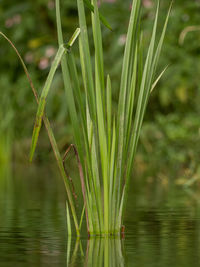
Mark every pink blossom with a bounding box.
[45,46,56,58]
[38,57,49,70]
[118,34,127,46]
[5,19,13,28]
[5,14,21,28]
[98,0,116,6]
[13,14,21,24]
[24,52,34,64]
[48,0,55,10]
[142,0,153,8]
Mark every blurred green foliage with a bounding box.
[0,0,200,176]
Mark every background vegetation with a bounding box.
[1,0,200,181]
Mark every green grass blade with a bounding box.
[30,44,65,162]
[106,75,112,156]
[117,0,141,145]
[67,28,81,47]
[135,2,171,150]
[152,2,172,74]
[79,204,85,231]
[95,82,109,233]
[151,65,169,93]
[125,45,138,152]
[91,0,110,233]
[68,48,104,232]
[138,32,144,88]
[66,201,72,236]
[67,50,93,162]
[116,0,141,213]
[119,4,160,222]
[121,2,171,220]
[56,0,88,235]
[85,102,100,234]
[77,0,96,122]
[92,0,105,103]
[56,0,85,165]
[118,186,125,230]
[95,74,109,234]
[83,0,112,30]
[109,118,116,232]
[128,3,171,176]
[126,2,160,179]
[45,119,80,236]
[67,52,86,123]
[86,101,103,233]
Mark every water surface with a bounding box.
[0,164,200,266]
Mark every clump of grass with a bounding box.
[30,0,171,236]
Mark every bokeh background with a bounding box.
[1,0,200,183]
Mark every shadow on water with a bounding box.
[1,164,200,266]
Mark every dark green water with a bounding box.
[0,164,200,266]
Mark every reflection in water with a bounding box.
[1,165,200,266]
[66,237,124,267]
[66,235,71,266]
[85,238,124,267]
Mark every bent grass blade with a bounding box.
[30,23,81,163]
[29,44,65,162]
[0,31,80,235]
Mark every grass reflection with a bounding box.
[67,236,124,267]
[86,238,124,267]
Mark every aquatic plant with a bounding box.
[29,0,171,236]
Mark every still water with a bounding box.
[0,164,200,266]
